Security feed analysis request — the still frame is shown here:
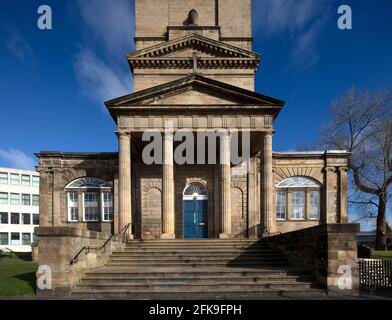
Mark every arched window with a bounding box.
[65,177,113,223]
[65,177,110,189]
[276,176,321,221]
[183,183,208,200]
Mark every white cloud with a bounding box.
[0,148,36,170]
[253,0,329,68]
[1,25,36,63]
[76,0,134,56]
[74,49,130,103]
[73,0,134,105]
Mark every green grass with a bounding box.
[372,251,392,259]
[0,255,38,297]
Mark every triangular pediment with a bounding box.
[106,74,284,112]
[154,88,240,105]
[127,34,259,60]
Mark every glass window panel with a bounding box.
[11,213,20,224]
[68,192,79,221]
[0,233,8,245]
[32,176,40,187]
[67,177,109,189]
[10,174,19,185]
[291,191,305,220]
[0,212,8,224]
[32,195,39,206]
[278,177,320,188]
[0,172,8,184]
[102,193,113,221]
[84,193,99,222]
[0,192,8,204]
[32,233,38,243]
[10,193,20,205]
[11,233,20,245]
[21,175,31,186]
[310,191,320,220]
[22,233,31,245]
[276,192,287,220]
[22,213,31,225]
[32,214,39,225]
[21,194,30,206]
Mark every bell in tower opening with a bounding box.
[184,9,198,26]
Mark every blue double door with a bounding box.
[183,199,208,239]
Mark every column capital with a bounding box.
[263,130,275,137]
[325,167,337,173]
[115,131,131,138]
[36,168,50,174]
[338,167,349,173]
[163,131,174,139]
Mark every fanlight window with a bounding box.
[66,177,113,223]
[66,177,110,189]
[276,176,321,221]
[184,183,207,197]
[277,177,320,188]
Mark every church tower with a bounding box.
[130,0,259,91]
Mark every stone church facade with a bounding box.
[35,0,357,294]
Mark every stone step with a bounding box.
[81,275,315,283]
[72,239,326,298]
[74,280,322,290]
[111,253,284,259]
[118,249,280,254]
[110,253,282,261]
[128,240,260,244]
[89,266,309,275]
[105,261,290,267]
[123,245,268,251]
[71,289,326,299]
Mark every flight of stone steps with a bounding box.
[72,239,326,299]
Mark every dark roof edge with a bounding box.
[35,152,118,159]
[105,73,286,107]
[273,151,350,158]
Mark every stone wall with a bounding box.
[35,227,125,295]
[265,224,360,295]
[273,152,349,233]
[37,153,118,233]
[135,0,252,45]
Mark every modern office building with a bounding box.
[0,167,39,252]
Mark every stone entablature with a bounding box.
[117,115,273,132]
[129,34,260,91]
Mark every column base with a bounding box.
[127,231,134,241]
[160,233,176,240]
[219,233,232,239]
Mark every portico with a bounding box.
[34,0,358,296]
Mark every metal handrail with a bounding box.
[70,223,131,265]
[261,225,282,237]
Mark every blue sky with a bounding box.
[0,0,391,229]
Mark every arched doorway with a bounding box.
[183,183,208,239]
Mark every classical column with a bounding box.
[52,169,62,226]
[117,131,133,239]
[37,169,49,226]
[325,167,337,223]
[339,167,349,223]
[261,132,276,235]
[219,131,232,239]
[161,132,175,239]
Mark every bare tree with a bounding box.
[320,88,392,250]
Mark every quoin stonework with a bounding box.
[35,0,360,297]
